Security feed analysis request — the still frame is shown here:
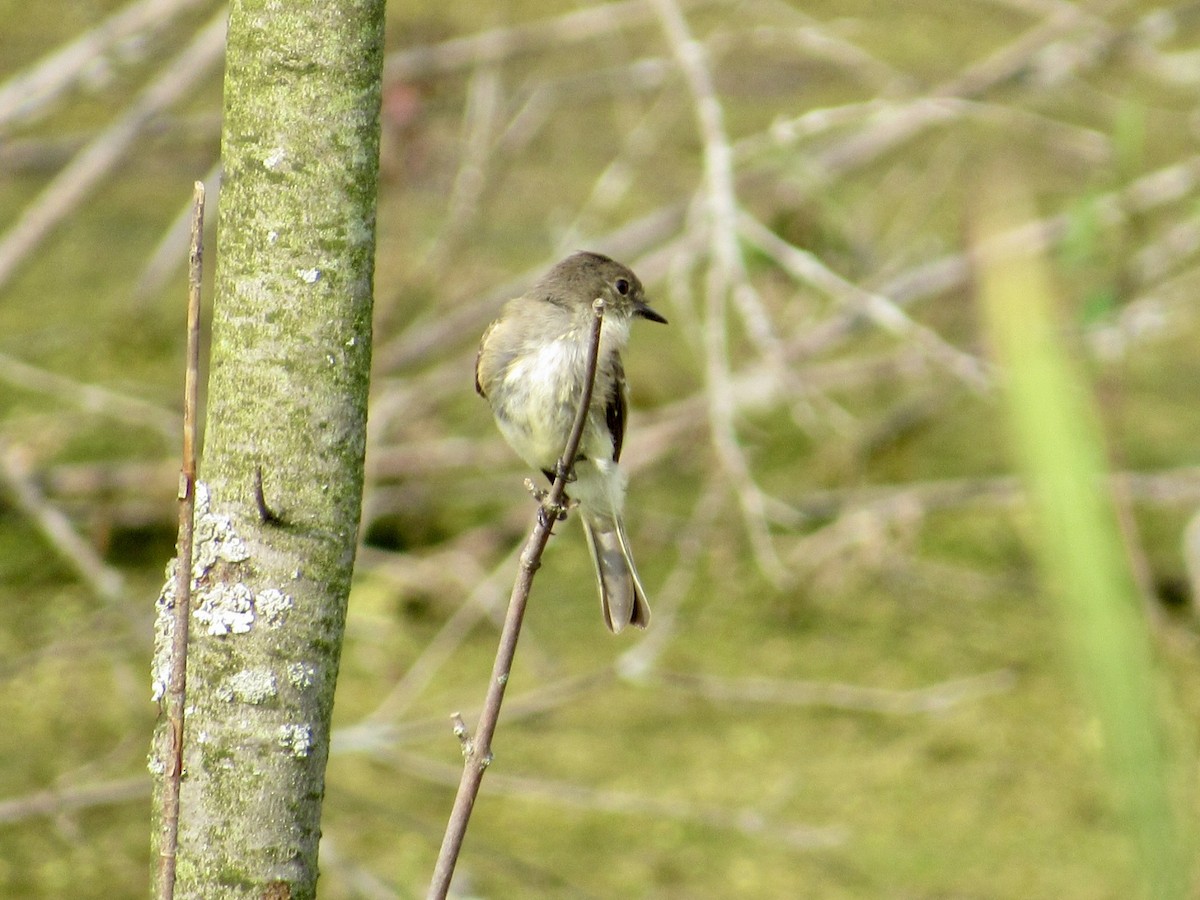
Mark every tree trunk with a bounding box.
[150,0,384,896]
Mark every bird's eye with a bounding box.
[615,278,630,295]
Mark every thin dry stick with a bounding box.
[427,298,607,900]
[135,161,221,304]
[156,181,204,900]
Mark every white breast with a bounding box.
[496,339,584,469]
[493,317,629,471]
[509,338,583,391]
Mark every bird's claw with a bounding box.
[537,502,568,529]
[524,479,567,526]
[554,455,584,485]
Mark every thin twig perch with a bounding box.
[426,297,607,900]
[156,180,204,900]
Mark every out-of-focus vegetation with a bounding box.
[977,178,1189,898]
[3,0,1200,897]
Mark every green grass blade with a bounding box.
[976,181,1189,899]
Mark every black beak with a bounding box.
[634,300,668,324]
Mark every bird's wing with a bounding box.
[605,355,629,462]
[474,319,499,398]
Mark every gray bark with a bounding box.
[150,0,384,896]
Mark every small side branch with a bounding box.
[427,299,607,900]
[156,180,205,900]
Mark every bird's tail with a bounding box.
[581,512,650,633]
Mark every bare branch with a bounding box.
[155,180,204,900]
[427,299,608,899]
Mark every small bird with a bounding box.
[475,251,668,633]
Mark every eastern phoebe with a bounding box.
[475,251,668,633]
